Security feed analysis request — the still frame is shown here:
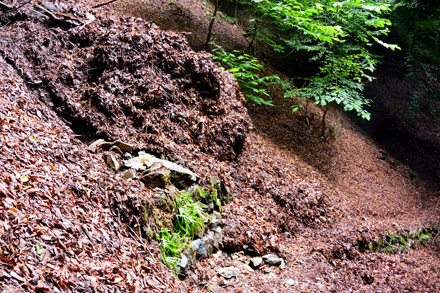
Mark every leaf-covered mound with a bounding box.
[1,1,250,163]
[0,54,186,291]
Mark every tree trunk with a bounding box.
[205,0,219,49]
[321,104,330,138]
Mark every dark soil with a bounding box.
[1,0,439,292]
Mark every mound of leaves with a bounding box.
[0,0,249,164]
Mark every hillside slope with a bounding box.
[1,0,439,292]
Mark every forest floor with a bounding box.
[0,0,439,292]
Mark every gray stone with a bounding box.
[209,212,222,230]
[139,168,171,188]
[241,263,254,273]
[250,257,263,269]
[123,152,132,159]
[109,145,123,156]
[113,140,133,152]
[218,279,227,286]
[124,169,136,179]
[87,139,105,153]
[182,246,196,269]
[210,177,234,205]
[153,190,172,211]
[213,226,223,249]
[206,201,214,213]
[125,152,199,188]
[190,239,208,260]
[218,267,240,279]
[263,254,283,266]
[202,235,215,256]
[285,278,296,286]
[106,154,120,171]
[177,254,189,277]
[279,259,286,269]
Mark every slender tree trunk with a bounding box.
[321,103,330,138]
[205,0,219,49]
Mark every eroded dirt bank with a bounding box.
[1,0,440,292]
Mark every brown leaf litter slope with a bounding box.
[0,57,186,291]
[1,0,440,292]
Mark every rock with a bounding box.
[123,152,132,159]
[140,167,171,188]
[213,226,223,249]
[279,259,286,269]
[124,169,136,179]
[218,279,227,286]
[262,254,283,266]
[177,254,189,278]
[182,245,196,270]
[249,257,263,269]
[190,239,208,260]
[209,212,222,230]
[109,145,123,156]
[218,267,240,279]
[202,234,215,256]
[87,139,105,153]
[210,177,234,205]
[113,140,133,152]
[206,201,214,213]
[285,278,296,286]
[106,154,120,171]
[125,152,199,188]
[153,190,172,211]
[241,263,254,273]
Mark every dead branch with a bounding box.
[93,0,119,9]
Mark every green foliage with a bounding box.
[391,0,440,117]
[157,228,186,270]
[36,244,44,258]
[364,225,438,254]
[173,190,206,238]
[233,0,399,126]
[211,42,279,105]
[156,190,207,270]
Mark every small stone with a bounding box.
[249,257,263,269]
[202,235,215,256]
[285,278,296,286]
[209,212,222,230]
[218,267,240,279]
[241,263,254,273]
[279,259,286,269]
[207,201,214,213]
[213,226,222,249]
[124,169,136,179]
[109,145,124,156]
[218,279,227,286]
[113,140,133,152]
[263,254,283,266]
[106,154,120,171]
[87,139,105,153]
[190,239,208,260]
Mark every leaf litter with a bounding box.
[0,0,440,292]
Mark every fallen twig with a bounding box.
[0,0,31,16]
[93,0,119,9]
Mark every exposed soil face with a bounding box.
[1,0,439,292]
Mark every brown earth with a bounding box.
[0,0,439,292]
